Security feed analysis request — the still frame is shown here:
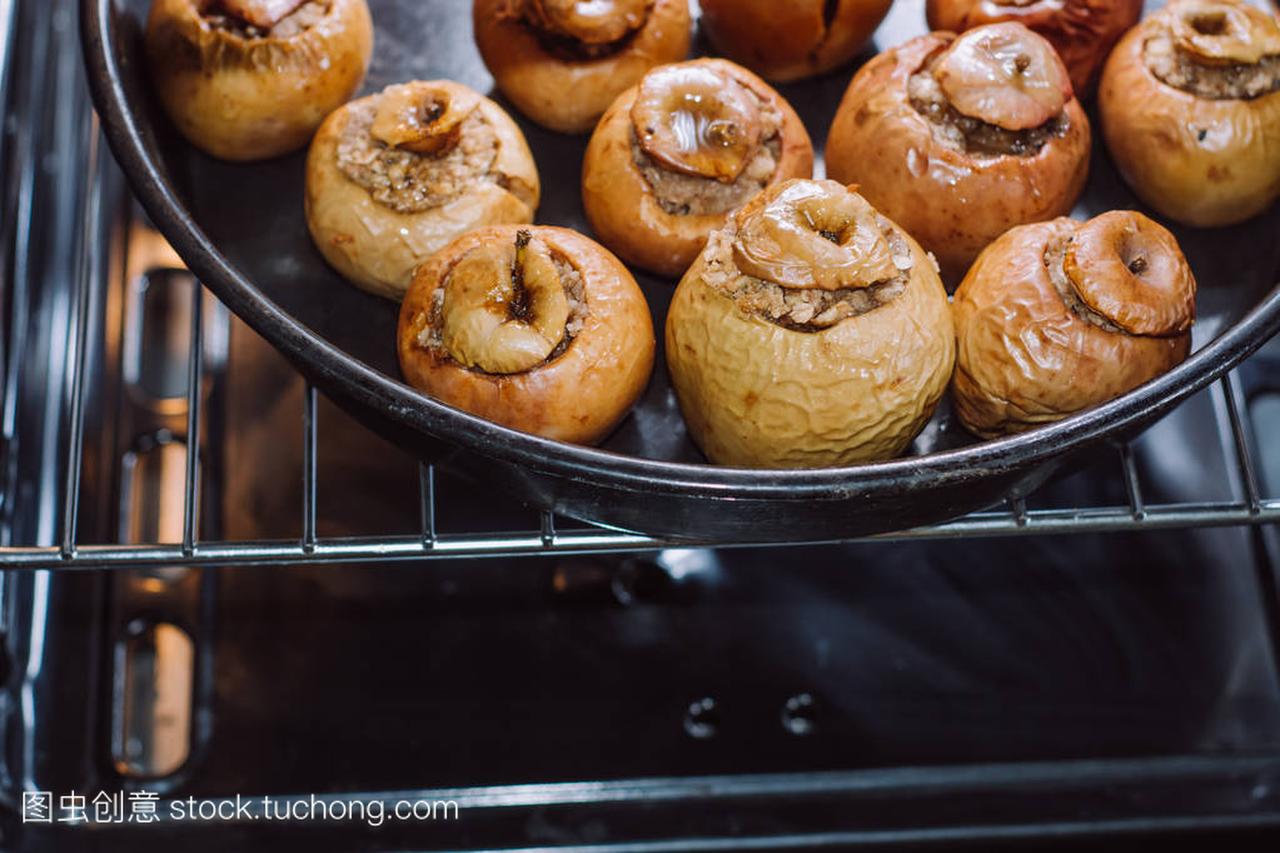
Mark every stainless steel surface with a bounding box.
[112,621,194,778]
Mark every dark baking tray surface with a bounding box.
[82,0,1280,540]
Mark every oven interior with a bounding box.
[3,1,1280,850]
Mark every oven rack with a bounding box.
[1,11,1278,571]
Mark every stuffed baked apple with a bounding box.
[953,211,1196,437]
[582,58,813,278]
[826,23,1091,284]
[306,80,540,300]
[145,0,373,161]
[473,0,692,134]
[1099,0,1280,227]
[398,226,655,445]
[666,179,954,468]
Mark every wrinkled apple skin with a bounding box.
[473,0,692,134]
[665,214,954,469]
[952,218,1193,438]
[582,59,813,279]
[398,226,655,446]
[1099,10,1280,228]
[826,32,1091,285]
[306,83,540,300]
[146,0,373,161]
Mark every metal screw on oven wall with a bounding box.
[683,697,720,739]
[781,693,818,736]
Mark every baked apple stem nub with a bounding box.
[441,231,571,375]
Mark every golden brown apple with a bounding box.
[473,0,692,134]
[1099,0,1280,227]
[582,58,813,278]
[826,23,1091,284]
[398,226,655,445]
[145,0,373,161]
[306,80,540,300]
[952,211,1196,437]
[665,179,955,468]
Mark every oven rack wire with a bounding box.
[1,15,1278,570]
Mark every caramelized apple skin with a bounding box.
[826,30,1091,284]
[582,59,813,278]
[145,0,373,161]
[699,0,894,82]
[398,226,655,446]
[306,81,540,300]
[926,0,1144,96]
[665,181,955,469]
[1099,2,1280,228]
[952,216,1194,438]
[473,0,692,134]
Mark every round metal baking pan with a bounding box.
[81,0,1280,541]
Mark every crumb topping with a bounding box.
[909,51,1070,156]
[1044,237,1124,333]
[705,217,914,332]
[1144,32,1280,99]
[337,100,499,214]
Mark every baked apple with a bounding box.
[665,179,954,468]
[582,58,814,278]
[925,0,1144,96]
[698,0,894,82]
[1099,0,1280,227]
[826,23,1091,284]
[473,0,692,134]
[398,226,655,445]
[145,0,373,161]
[306,80,540,300]
[952,211,1196,437]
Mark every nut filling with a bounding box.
[909,52,1069,156]
[202,0,330,38]
[414,233,588,375]
[1044,237,1124,334]
[1145,35,1280,100]
[633,133,781,216]
[337,100,500,215]
[703,218,914,332]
